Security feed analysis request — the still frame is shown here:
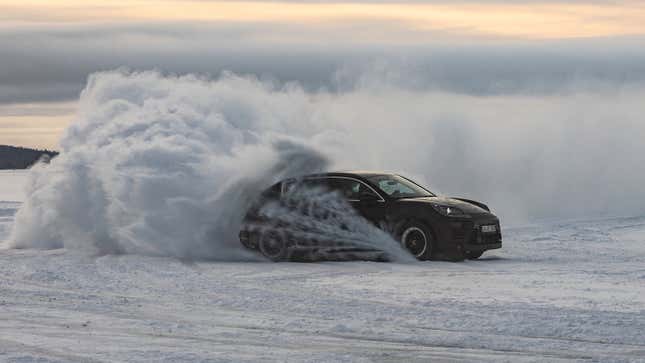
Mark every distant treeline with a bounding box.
[0,145,59,169]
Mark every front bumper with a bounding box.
[444,214,502,253]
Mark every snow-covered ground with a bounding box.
[1,172,645,362]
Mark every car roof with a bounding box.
[303,171,393,179]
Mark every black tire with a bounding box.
[258,229,289,262]
[398,221,434,260]
[466,251,484,260]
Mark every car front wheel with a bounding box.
[399,222,434,260]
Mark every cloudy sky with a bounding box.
[2,0,645,149]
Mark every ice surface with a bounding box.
[0,170,28,202]
[1,173,645,361]
[0,170,27,247]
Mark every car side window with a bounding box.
[283,178,329,197]
[281,179,296,195]
[377,179,416,196]
[328,178,378,201]
[261,182,282,199]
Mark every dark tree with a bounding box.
[0,145,59,169]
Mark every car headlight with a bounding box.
[431,204,469,217]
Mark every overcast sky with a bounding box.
[1,0,645,149]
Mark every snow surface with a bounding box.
[1,173,645,362]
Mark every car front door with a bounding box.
[327,177,387,227]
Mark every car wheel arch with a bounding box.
[389,215,435,238]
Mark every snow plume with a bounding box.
[9,68,645,258]
[258,186,414,262]
[7,70,347,260]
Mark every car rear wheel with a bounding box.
[399,222,434,260]
[259,229,289,261]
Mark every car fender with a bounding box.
[385,201,438,235]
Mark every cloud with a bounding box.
[1,21,645,105]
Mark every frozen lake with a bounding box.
[1,171,644,362]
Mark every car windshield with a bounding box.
[368,174,435,199]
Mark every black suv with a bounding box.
[239,171,502,261]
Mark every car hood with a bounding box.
[399,196,489,215]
